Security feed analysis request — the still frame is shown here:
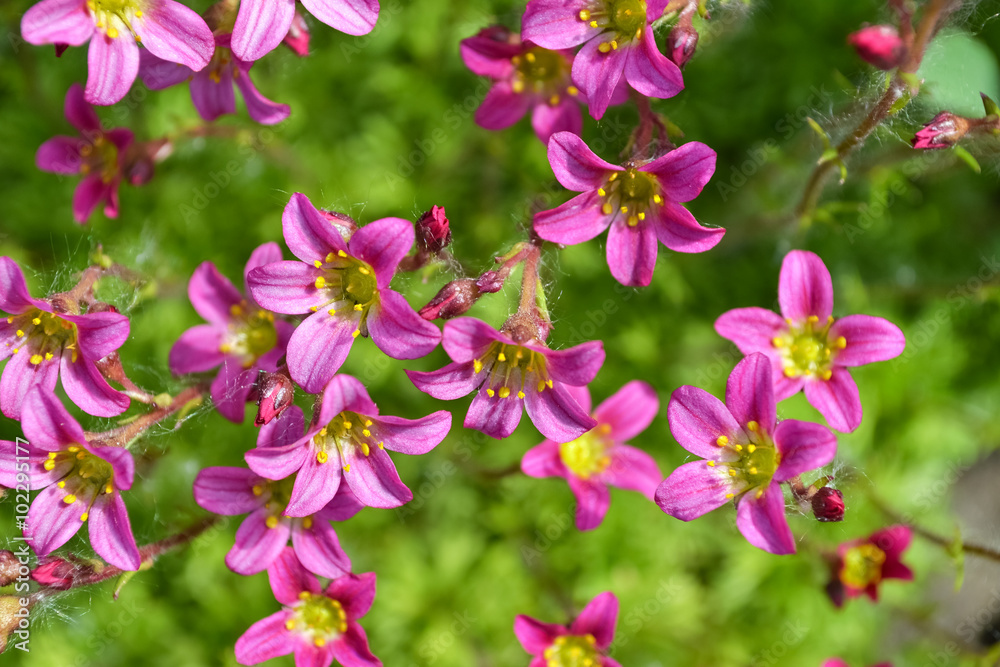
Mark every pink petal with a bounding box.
[521,440,567,479]
[546,131,617,192]
[594,380,658,441]
[25,484,84,555]
[441,317,505,362]
[169,324,225,374]
[292,520,351,579]
[563,384,592,413]
[544,340,604,386]
[300,0,378,36]
[234,61,291,125]
[714,307,787,356]
[210,357,256,423]
[778,250,833,322]
[606,217,658,287]
[735,482,795,554]
[725,353,776,436]
[604,444,662,499]
[138,49,192,89]
[72,174,112,222]
[569,591,618,650]
[314,485,364,522]
[567,475,610,530]
[367,288,441,359]
[371,411,451,455]
[465,386,523,439]
[0,439,66,488]
[284,450,343,517]
[85,32,139,105]
[193,466,262,515]
[639,142,715,203]
[0,257,42,313]
[316,374,378,423]
[325,571,377,619]
[21,0,93,46]
[772,419,837,481]
[521,0,600,49]
[258,405,306,449]
[347,217,414,289]
[286,309,360,393]
[1,353,61,421]
[133,0,213,70]
[64,82,102,132]
[88,492,141,570]
[533,190,612,245]
[474,82,531,130]
[803,369,862,433]
[623,26,683,101]
[268,546,321,604]
[36,136,84,174]
[227,508,291,575]
[342,445,411,509]
[65,310,129,359]
[330,622,381,667]
[513,615,566,654]
[19,386,86,450]
[828,314,906,367]
[405,361,480,400]
[245,439,310,480]
[244,241,284,299]
[235,610,296,664]
[654,460,733,521]
[524,383,596,443]
[531,97,582,144]
[459,28,519,78]
[572,37,627,120]
[870,525,912,561]
[282,193,350,264]
[649,202,724,254]
[666,385,740,459]
[188,261,242,325]
[232,0,295,61]
[60,354,129,417]
[246,261,327,314]
[190,70,236,121]
[93,444,135,489]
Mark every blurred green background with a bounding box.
[3,0,1000,665]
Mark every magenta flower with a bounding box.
[847,25,905,70]
[236,548,380,667]
[522,381,661,530]
[0,387,140,570]
[461,26,594,144]
[715,250,906,433]
[140,33,290,125]
[654,353,837,555]
[35,84,134,224]
[245,374,451,515]
[514,591,620,667]
[827,525,913,607]
[247,193,441,393]
[232,0,379,62]
[407,317,604,442]
[534,132,722,286]
[169,243,293,423]
[521,0,681,119]
[193,408,362,577]
[284,11,311,56]
[0,257,129,419]
[21,0,214,105]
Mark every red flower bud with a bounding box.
[0,552,20,587]
[284,11,310,57]
[811,487,845,522]
[847,25,905,70]
[912,111,970,149]
[668,23,699,69]
[416,205,451,254]
[318,209,358,242]
[254,370,295,427]
[419,279,480,320]
[30,557,77,589]
[475,271,504,293]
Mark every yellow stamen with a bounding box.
[64,494,77,504]
[266,516,279,529]
[716,435,729,447]
[317,451,329,463]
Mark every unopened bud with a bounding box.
[0,552,19,587]
[847,25,905,70]
[318,209,358,242]
[123,138,172,186]
[416,205,451,254]
[0,595,33,653]
[419,279,480,320]
[475,270,504,293]
[811,487,845,522]
[912,111,970,149]
[30,557,77,589]
[668,23,699,68]
[284,10,310,56]
[254,370,294,427]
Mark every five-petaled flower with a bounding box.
[21,0,214,105]
[140,33,290,125]
[514,591,621,667]
[0,387,140,570]
[245,374,451,515]
[194,408,362,577]
[406,317,604,443]
[714,250,906,433]
[36,84,135,224]
[521,0,681,119]
[232,0,379,62]
[522,380,661,530]
[460,25,598,144]
[0,256,129,419]
[534,132,722,287]
[655,353,838,555]
[247,193,442,393]
[236,547,381,667]
[826,525,913,607]
[170,243,293,423]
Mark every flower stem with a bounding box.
[872,496,1000,563]
[91,385,206,449]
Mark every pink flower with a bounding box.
[514,591,620,667]
[284,10,311,56]
[847,25,905,70]
[245,375,451,515]
[0,387,140,570]
[139,33,290,125]
[827,525,913,607]
[522,381,661,530]
[236,548,381,667]
[0,257,129,419]
[534,132,722,286]
[193,408,362,577]
[654,353,837,555]
[247,193,442,393]
[232,0,379,62]
[460,26,596,144]
[35,84,134,223]
[521,0,682,119]
[912,111,969,150]
[21,0,214,105]
[714,250,906,433]
[407,317,604,442]
[169,243,294,423]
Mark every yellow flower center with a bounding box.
[543,634,601,667]
[207,46,235,84]
[472,341,552,399]
[510,47,576,103]
[286,593,348,647]
[4,308,79,365]
[43,445,116,522]
[708,422,781,500]
[78,135,122,184]
[220,300,278,368]
[577,0,648,52]
[596,168,663,227]
[311,412,382,472]
[86,0,144,40]
[841,543,886,590]
[771,315,847,381]
[559,425,612,479]
[311,253,379,337]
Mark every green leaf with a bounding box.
[806,117,833,150]
[953,145,982,174]
[981,92,1000,117]
[948,526,965,592]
